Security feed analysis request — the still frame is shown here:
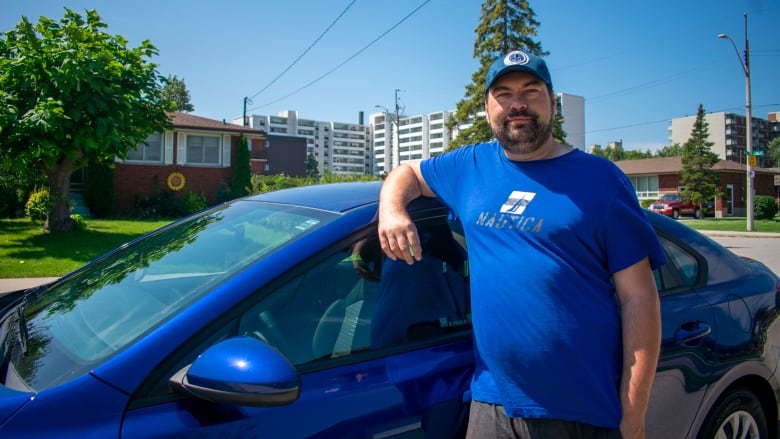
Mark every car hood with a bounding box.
[0,386,33,427]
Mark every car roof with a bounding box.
[246,181,383,213]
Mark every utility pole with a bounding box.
[718,13,753,231]
[394,89,402,171]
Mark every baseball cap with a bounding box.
[485,50,553,94]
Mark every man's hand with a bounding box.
[378,207,421,265]
[377,162,433,265]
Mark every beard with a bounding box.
[492,108,554,156]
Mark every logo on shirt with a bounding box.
[500,191,536,215]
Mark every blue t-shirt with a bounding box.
[420,142,666,428]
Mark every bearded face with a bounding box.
[484,72,556,156]
[491,107,554,156]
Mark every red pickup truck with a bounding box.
[649,193,703,219]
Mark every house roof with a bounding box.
[171,112,265,136]
[615,156,779,176]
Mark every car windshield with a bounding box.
[658,194,680,201]
[0,200,336,392]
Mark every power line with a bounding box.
[248,0,431,112]
[247,0,358,101]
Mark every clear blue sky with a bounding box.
[3,0,778,152]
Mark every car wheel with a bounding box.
[697,388,767,439]
[672,209,680,220]
[695,208,702,219]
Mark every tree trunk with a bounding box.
[45,159,76,232]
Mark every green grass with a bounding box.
[1,215,778,279]
[682,217,780,233]
[0,218,170,278]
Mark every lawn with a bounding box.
[1,215,778,279]
[681,217,780,233]
[0,218,170,278]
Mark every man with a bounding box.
[377,50,665,439]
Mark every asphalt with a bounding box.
[1,230,777,295]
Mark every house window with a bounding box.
[127,133,163,162]
[187,135,220,165]
[629,175,659,200]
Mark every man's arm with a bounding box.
[377,161,435,264]
[613,256,661,439]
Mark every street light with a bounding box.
[374,105,397,174]
[718,12,753,232]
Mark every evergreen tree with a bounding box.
[305,153,320,179]
[679,104,721,210]
[162,75,195,112]
[655,143,683,157]
[767,137,780,168]
[231,136,251,198]
[446,0,553,150]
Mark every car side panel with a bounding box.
[120,339,473,438]
[647,291,716,439]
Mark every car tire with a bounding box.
[672,209,680,220]
[695,209,702,219]
[696,387,767,439]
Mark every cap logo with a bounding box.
[504,51,530,66]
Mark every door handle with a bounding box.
[675,321,711,346]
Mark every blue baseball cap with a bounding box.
[485,50,553,94]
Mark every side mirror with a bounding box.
[170,336,299,406]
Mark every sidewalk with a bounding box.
[0,277,59,294]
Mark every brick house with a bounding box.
[615,156,780,217]
[113,112,266,214]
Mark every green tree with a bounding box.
[767,137,780,168]
[162,75,194,112]
[623,149,652,160]
[679,104,721,211]
[655,143,683,157]
[306,152,320,178]
[231,136,251,198]
[0,8,173,231]
[589,144,606,158]
[552,112,567,145]
[446,0,549,150]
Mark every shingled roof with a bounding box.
[171,112,264,135]
[614,156,768,175]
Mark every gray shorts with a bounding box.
[465,400,622,439]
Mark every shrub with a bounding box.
[25,188,51,223]
[754,195,778,220]
[640,199,654,209]
[70,213,88,231]
[183,191,208,214]
[132,190,186,219]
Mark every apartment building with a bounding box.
[556,93,585,150]
[238,111,371,176]
[369,110,451,175]
[668,111,777,167]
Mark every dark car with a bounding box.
[0,181,778,438]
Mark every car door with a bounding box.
[646,233,717,439]
[120,214,474,438]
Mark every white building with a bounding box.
[237,111,371,176]
[668,111,774,167]
[556,93,585,149]
[369,110,451,175]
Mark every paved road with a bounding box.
[708,235,780,275]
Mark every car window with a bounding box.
[654,235,699,294]
[237,217,471,366]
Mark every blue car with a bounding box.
[0,181,778,438]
